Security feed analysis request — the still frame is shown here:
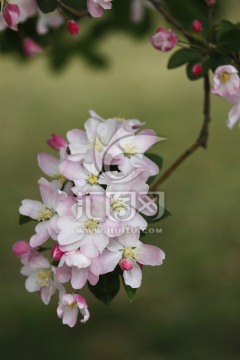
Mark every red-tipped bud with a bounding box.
[192,64,203,76]
[67,20,80,35]
[192,20,203,33]
[51,244,64,260]
[3,4,20,31]
[12,241,31,257]
[119,259,133,271]
[47,133,67,150]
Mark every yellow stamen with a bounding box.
[36,270,51,287]
[123,142,137,157]
[87,174,98,185]
[111,198,126,213]
[37,208,55,222]
[68,301,77,309]
[113,117,126,121]
[51,173,66,185]
[123,247,140,260]
[219,71,231,84]
[84,219,99,233]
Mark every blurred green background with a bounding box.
[1,2,240,359]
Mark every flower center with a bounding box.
[84,219,99,233]
[52,173,66,185]
[94,139,104,152]
[123,142,137,158]
[123,247,140,260]
[87,174,98,185]
[219,71,231,84]
[36,270,51,287]
[68,301,77,309]
[37,208,55,222]
[113,117,126,121]
[111,198,127,213]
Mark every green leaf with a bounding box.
[145,153,164,186]
[19,214,33,225]
[168,49,201,70]
[122,277,137,303]
[217,29,240,54]
[36,0,58,13]
[61,0,87,11]
[88,273,120,304]
[145,208,171,224]
[209,54,233,72]
[146,153,163,169]
[214,20,235,42]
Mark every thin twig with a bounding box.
[151,74,211,190]
[149,0,196,41]
[58,1,89,19]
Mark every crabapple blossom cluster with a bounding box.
[212,65,240,129]
[13,110,166,327]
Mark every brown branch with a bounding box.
[151,74,211,190]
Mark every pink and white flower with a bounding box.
[56,250,101,289]
[99,232,165,288]
[212,65,240,128]
[36,10,64,35]
[38,149,68,189]
[20,252,64,304]
[150,28,178,52]
[103,129,161,176]
[57,293,90,327]
[212,65,240,98]
[87,0,112,18]
[57,196,108,257]
[61,161,104,195]
[19,177,67,247]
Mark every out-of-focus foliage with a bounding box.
[0,0,226,72]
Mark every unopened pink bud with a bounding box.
[23,38,42,57]
[192,64,203,76]
[67,20,80,35]
[3,4,20,31]
[150,28,177,52]
[12,241,31,257]
[192,20,203,33]
[51,244,64,260]
[119,259,133,271]
[47,133,68,150]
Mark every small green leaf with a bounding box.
[88,273,120,304]
[19,215,33,225]
[217,29,240,54]
[209,55,233,72]
[145,208,171,224]
[122,277,137,303]
[145,153,164,186]
[168,49,201,70]
[36,0,58,13]
[146,153,163,169]
[214,20,235,42]
[61,0,87,10]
